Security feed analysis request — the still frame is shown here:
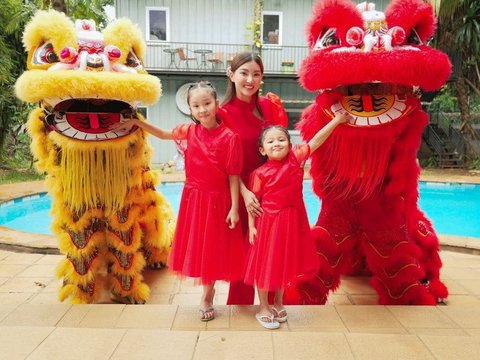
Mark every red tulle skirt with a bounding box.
[168,186,244,284]
[243,207,319,291]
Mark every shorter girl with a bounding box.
[112,81,244,321]
[244,112,350,329]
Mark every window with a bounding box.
[146,7,169,42]
[137,107,148,119]
[262,11,282,46]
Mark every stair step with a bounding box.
[1,324,478,360]
[1,303,480,360]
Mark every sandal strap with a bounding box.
[257,314,274,323]
[272,307,287,316]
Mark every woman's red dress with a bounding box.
[243,144,320,291]
[167,122,244,284]
[222,93,288,303]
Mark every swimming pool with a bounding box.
[0,180,479,238]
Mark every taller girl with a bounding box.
[221,52,288,305]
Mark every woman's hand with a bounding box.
[242,188,262,217]
[248,227,257,245]
[226,208,239,229]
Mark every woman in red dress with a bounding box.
[245,113,350,329]
[112,81,244,321]
[221,52,288,305]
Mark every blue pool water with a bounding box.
[0,181,479,238]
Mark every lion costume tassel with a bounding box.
[15,11,175,304]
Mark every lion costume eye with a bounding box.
[313,28,340,50]
[406,28,423,45]
[32,43,59,65]
[125,51,143,70]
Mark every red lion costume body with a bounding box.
[285,0,451,305]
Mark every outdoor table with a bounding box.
[163,48,178,69]
[194,49,213,70]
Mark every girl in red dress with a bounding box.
[245,113,350,329]
[221,52,288,305]
[112,81,244,321]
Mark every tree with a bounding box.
[0,0,113,168]
[252,0,263,53]
[436,0,480,156]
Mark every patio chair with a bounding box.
[207,52,224,71]
[226,53,238,69]
[177,48,198,69]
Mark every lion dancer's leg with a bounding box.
[106,201,149,304]
[414,211,448,302]
[384,110,447,302]
[284,199,358,305]
[137,168,175,269]
[105,168,175,303]
[358,194,437,305]
[53,207,106,304]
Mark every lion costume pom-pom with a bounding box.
[15,10,175,304]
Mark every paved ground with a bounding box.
[0,249,479,359]
[0,169,479,359]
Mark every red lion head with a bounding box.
[298,0,451,200]
[300,0,451,94]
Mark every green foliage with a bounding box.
[419,156,439,168]
[438,0,480,86]
[468,156,480,170]
[64,0,114,30]
[429,85,459,113]
[453,1,480,64]
[0,169,44,185]
[246,0,263,51]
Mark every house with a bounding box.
[114,0,392,164]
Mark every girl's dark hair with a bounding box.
[186,80,217,123]
[221,52,264,118]
[258,125,291,148]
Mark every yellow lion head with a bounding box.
[15,10,160,141]
[15,10,163,213]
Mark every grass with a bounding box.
[0,168,44,185]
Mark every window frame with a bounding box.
[261,11,283,47]
[146,7,170,42]
[137,106,148,119]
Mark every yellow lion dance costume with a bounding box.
[15,10,174,304]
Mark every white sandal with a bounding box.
[272,306,288,323]
[255,313,280,330]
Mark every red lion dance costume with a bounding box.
[285,0,451,305]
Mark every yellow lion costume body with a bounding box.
[15,10,174,304]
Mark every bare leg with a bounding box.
[258,289,272,317]
[274,289,284,309]
[200,282,215,321]
[272,289,287,322]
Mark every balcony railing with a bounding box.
[144,41,309,75]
